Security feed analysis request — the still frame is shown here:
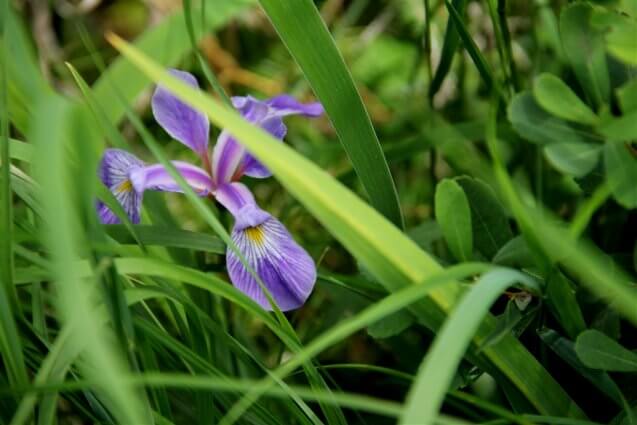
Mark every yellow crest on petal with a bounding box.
[245,226,265,246]
[116,179,133,193]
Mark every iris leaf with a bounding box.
[257,0,404,229]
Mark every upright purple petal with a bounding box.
[97,149,144,224]
[211,131,246,185]
[265,94,324,117]
[211,94,323,183]
[151,69,210,157]
[238,117,287,179]
[129,161,213,195]
[226,203,316,311]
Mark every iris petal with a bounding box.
[129,161,213,195]
[211,94,323,183]
[226,204,316,311]
[265,94,324,117]
[151,69,210,157]
[211,131,246,185]
[97,149,144,224]
[215,182,257,217]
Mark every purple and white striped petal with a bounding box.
[151,69,210,157]
[129,161,213,195]
[97,149,144,224]
[211,94,323,183]
[211,131,246,185]
[226,202,316,311]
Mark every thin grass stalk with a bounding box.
[183,0,232,107]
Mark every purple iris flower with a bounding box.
[97,69,324,311]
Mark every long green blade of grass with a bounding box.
[31,94,149,424]
[219,263,489,425]
[258,0,404,228]
[105,224,224,254]
[429,0,467,100]
[108,34,584,417]
[12,373,405,419]
[401,269,541,424]
[0,5,52,133]
[0,0,29,392]
[445,0,498,95]
[11,325,76,425]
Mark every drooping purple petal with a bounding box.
[129,161,213,195]
[97,149,144,224]
[226,203,316,311]
[265,94,324,117]
[151,69,210,157]
[214,182,258,217]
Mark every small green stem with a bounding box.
[569,183,612,239]
[183,0,232,108]
[497,0,519,90]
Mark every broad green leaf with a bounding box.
[599,110,637,143]
[493,236,534,268]
[490,92,637,328]
[456,177,513,260]
[401,269,540,424]
[533,73,598,125]
[560,3,610,107]
[543,142,601,177]
[545,271,587,340]
[605,21,637,65]
[508,92,599,146]
[604,141,637,208]
[92,0,253,125]
[591,10,637,65]
[435,179,473,261]
[618,79,637,114]
[109,35,586,417]
[367,310,415,339]
[576,330,637,372]
[539,328,623,405]
[257,0,404,228]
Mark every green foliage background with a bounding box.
[1,0,636,423]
